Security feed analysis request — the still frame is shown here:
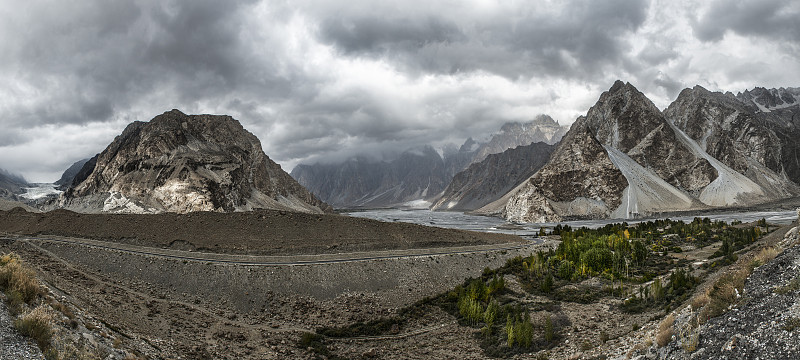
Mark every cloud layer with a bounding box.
[1,0,799,181]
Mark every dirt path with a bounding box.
[7,233,537,266]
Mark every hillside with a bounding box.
[59,109,331,214]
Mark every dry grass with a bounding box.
[750,246,780,269]
[15,305,54,349]
[0,252,42,304]
[691,291,710,310]
[656,314,675,347]
[775,277,800,295]
[699,268,748,322]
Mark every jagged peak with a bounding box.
[600,80,652,104]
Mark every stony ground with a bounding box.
[657,222,800,359]
[3,206,799,359]
[0,207,522,255]
[0,300,43,360]
[0,233,540,359]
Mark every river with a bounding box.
[347,209,798,238]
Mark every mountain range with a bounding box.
[3,83,798,221]
[499,81,800,222]
[290,115,569,209]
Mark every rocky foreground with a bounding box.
[656,223,800,359]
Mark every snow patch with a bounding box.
[20,183,62,200]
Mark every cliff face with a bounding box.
[60,109,331,214]
[430,142,556,212]
[666,86,800,197]
[501,81,799,223]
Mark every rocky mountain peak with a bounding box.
[582,81,665,152]
[737,87,800,112]
[472,115,569,164]
[60,110,331,214]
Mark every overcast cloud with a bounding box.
[1,0,799,182]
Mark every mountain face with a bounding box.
[501,81,800,223]
[291,145,454,208]
[291,117,569,209]
[0,169,28,201]
[471,115,567,164]
[55,158,91,190]
[59,109,331,214]
[665,86,800,200]
[430,142,556,211]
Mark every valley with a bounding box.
[0,210,541,359]
[0,82,798,360]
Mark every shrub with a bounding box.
[514,313,534,348]
[701,269,747,320]
[15,305,54,349]
[505,315,515,347]
[458,295,484,326]
[691,291,710,310]
[656,314,674,347]
[558,260,574,280]
[0,253,42,304]
[540,273,554,293]
[679,322,699,352]
[751,246,779,270]
[580,247,613,273]
[784,317,800,332]
[484,299,499,329]
[775,277,800,295]
[544,315,555,343]
[600,330,609,343]
[651,278,664,302]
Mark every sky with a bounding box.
[1,0,799,182]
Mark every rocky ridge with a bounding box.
[500,81,800,223]
[470,114,567,164]
[54,158,91,191]
[0,169,28,201]
[291,116,569,209]
[430,142,556,211]
[59,109,330,214]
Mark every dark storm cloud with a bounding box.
[653,72,683,99]
[316,0,649,79]
[692,0,800,44]
[2,0,800,182]
[1,0,279,129]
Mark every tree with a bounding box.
[544,315,555,342]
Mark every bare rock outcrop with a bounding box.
[666,85,800,198]
[59,109,331,214]
[431,142,555,212]
[501,123,628,222]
